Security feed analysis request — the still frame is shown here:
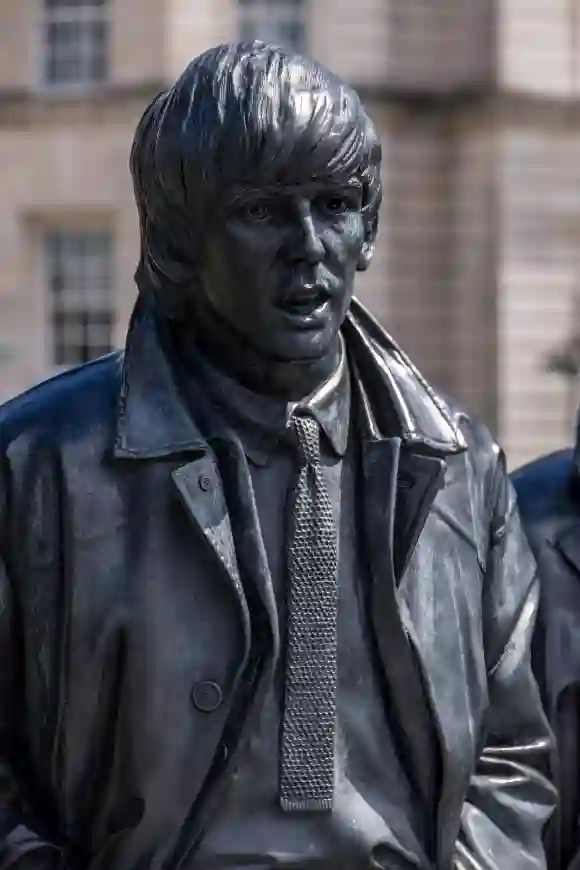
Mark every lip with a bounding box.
[274,285,333,329]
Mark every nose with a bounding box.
[290,201,325,264]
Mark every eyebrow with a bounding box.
[226,177,363,203]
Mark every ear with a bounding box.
[357,215,378,272]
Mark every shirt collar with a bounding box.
[186,335,351,466]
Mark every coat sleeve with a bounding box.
[454,449,557,870]
[0,484,63,870]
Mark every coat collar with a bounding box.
[113,294,467,460]
[114,295,208,458]
[343,298,466,455]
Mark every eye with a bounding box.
[319,194,355,215]
[239,200,273,222]
[326,196,348,213]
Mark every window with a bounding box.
[45,230,114,367]
[42,0,108,87]
[239,0,306,52]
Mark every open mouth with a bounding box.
[275,287,330,318]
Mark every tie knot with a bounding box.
[290,414,320,466]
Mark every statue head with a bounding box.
[130,41,382,365]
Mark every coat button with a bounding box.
[191,680,223,712]
[198,475,213,492]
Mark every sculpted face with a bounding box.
[131,43,382,379]
[198,175,371,362]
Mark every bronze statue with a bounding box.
[0,42,554,870]
[513,417,580,870]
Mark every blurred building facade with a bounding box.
[0,0,579,467]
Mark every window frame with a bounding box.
[37,0,110,92]
[44,227,115,369]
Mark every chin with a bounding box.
[265,333,337,364]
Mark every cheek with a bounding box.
[226,223,281,262]
[217,232,278,288]
[347,215,367,250]
[331,218,366,264]
[203,237,251,295]
[203,249,273,329]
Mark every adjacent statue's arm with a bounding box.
[454,453,556,869]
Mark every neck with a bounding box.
[172,295,340,401]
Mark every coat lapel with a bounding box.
[361,436,446,840]
[171,452,252,652]
[172,439,280,661]
[212,438,281,659]
[394,447,447,584]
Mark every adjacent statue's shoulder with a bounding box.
[512,448,576,541]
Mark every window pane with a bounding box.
[45,21,83,84]
[86,21,107,82]
[43,2,108,85]
[46,230,113,367]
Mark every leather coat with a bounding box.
[0,297,555,870]
[513,425,580,870]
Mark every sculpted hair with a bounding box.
[130,41,382,313]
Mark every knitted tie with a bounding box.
[280,414,339,812]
